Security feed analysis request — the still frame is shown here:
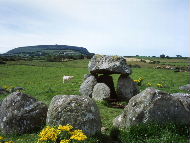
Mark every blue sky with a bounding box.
[0,0,189,56]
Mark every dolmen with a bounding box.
[80,55,139,101]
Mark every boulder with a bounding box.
[113,88,190,129]
[179,84,190,92]
[92,83,110,101]
[80,75,97,97]
[171,93,190,97]
[117,75,139,101]
[46,95,101,136]
[0,92,48,135]
[97,75,117,99]
[88,55,131,75]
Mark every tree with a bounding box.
[166,55,170,59]
[176,55,182,58]
[160,54,165,58]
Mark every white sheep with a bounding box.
[63,75,74,83]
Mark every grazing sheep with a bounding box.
[63,75,74,83]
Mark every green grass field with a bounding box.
[0,59,189,143]
[136,57,190,67]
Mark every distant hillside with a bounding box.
[6,45,92,56]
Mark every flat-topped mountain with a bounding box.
[6,45,92,56]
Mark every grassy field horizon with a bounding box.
[0,58,189,142]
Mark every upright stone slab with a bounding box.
[46,95,102,136]
[117,75,139,101]
[80,74,97,97]
[97,75,117,99]
[0,92,48,135]
[92,83,110,101]
[113,88,190,129]
[88,55,131,75]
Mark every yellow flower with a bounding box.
[134,78,143,86]
[139,77,144,81]
[134,80,140,83]
[38,126,59,142]
[70,130,87,141]
[157,83,163,88]
[58,124,73,132]
[134,77,144,83]
[147,82,152,86]
[0,136,4,140]
[5,141,14,143]
[60,139,70,143]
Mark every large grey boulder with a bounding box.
[92,83,110,101]
[117,75,139,101]
[80,75,97,97]
[179,84,190,92]
[88,55,131,75]
[46,95,102,136]
[113,88,190,129]
[0,92,48,135]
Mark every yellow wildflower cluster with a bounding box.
[147,82,152,86]
[38,124,88,143]
[0,137,3,140]
[38,126,59,142]
[0,136,14,143]
[134,80,139,83]
[134,77,144,86]
[58,124,73,132]
[157,83,163,88]
[70,130,87,141]
[3,85,15,92]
